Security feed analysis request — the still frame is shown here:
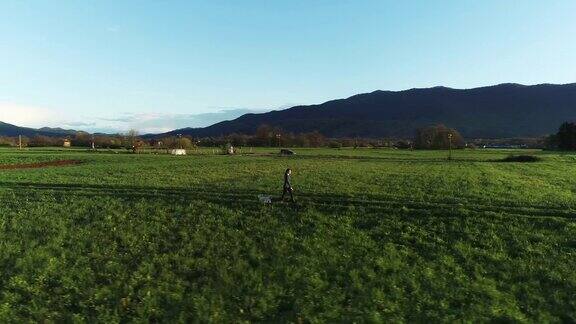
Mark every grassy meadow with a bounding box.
[0,147,574,322]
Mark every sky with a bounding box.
[1,0,575,133]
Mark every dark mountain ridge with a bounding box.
[3,83,575,139]
[0,122,77,137]
[157,83,576,139]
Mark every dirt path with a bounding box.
[0,160,83,170]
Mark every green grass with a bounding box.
[0,147,574,322]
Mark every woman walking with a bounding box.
[281,168,295,203]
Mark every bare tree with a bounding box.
[125,129,139,149]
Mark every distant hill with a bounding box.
[156,83,576,139]
[0,122,77,137]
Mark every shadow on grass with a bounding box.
[491,155,542,163]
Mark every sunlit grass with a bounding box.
[0,147,574,322]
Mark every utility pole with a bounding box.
[448,133,453,161]
[19,135,22,150]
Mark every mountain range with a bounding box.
[2,83,576,139]
[157,83,576,139]
[0,122,77,137]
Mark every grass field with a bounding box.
[0,147,574,322]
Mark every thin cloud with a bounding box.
[92,108,268,134]
[63,121,97,127]
[0,105,269,134]
[105,25,120,33]
[98,116,138,123]
[0,103,58,127]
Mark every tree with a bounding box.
[0,136,16,147]
[125,129,139,149]
[414,125,465,149]
[554,122,576,150]
[254,125,272,146]
[306,131,326,147]
[293,134,310,147]
[73,132,92,147]
[93,135,123,149]
[228,133,249,147]
[179,137,194,149]
[28,135,59,147]
[159,136,195,150]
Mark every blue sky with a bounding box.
[1,0,575,133]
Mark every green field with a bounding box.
[0,147,574,322]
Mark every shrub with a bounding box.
[498,155,541,163]
[394,141,412,149]
[329,141,343,149]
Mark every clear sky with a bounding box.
[1,0,575,133]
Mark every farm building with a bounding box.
[63,139,72,148]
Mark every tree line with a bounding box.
[7,122,576,150]
[0,125,407,149]
[0,124,464,150]
[0,132,196,150]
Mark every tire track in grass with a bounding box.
[0,182,573,219]
[0,160,83,170]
